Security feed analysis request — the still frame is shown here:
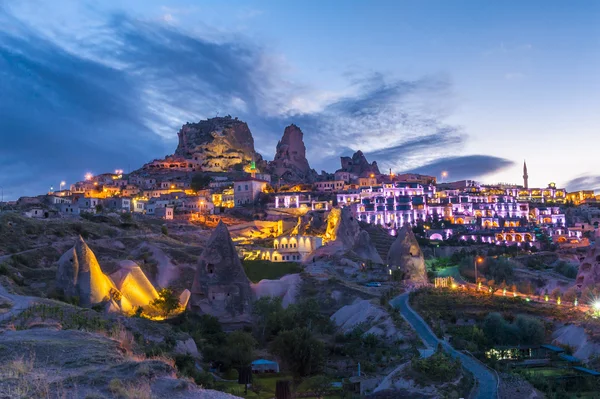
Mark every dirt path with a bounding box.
[0,283,35,323]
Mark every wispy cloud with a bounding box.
[0,4,464,198]
[403,155,515,180]
[565,175,600,192]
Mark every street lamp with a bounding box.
[441,171,448,182]
[474,256,484,285]
[60,181,66,192]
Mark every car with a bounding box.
[365,282,382,287]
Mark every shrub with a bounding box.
[412,346,461,382]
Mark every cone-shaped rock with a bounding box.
[56,236,117,307]
[324,207,383,263]
[190,221,254,323]
[386,225,427,283]
[110,260,159,312]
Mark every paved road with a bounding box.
[391,292,498,399]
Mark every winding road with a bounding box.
[391,292,498,399]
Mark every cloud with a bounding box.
[565,175,600,192]
[0,5,464,198]
[402,155,515,180]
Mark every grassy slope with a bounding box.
[242,260,302,283]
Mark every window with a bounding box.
[245,184,249,190]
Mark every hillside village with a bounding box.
[2,115,600,398]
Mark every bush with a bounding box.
[412,346,461,382]
[483,312,544,345]
[161,225,168,236]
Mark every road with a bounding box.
[0,283,35,323]
[391,292,498,399]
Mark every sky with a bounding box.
[1,0,599,200]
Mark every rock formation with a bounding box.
[575,237,600,290]
[338,150,380,177]
[175,116,265,172]
[189,221,254,323]
[56,236,118,307]
[269,124,317,182]
[386,224,427,283]
[324,208,360,247]
[110,260,159,313]
[323,207,383,264]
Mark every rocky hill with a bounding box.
[338,150,380,177]
[175,116,265,172]
[269,124,318,182]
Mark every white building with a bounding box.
[314,180,345,192]
[234,179,268,206]
[257,235,323,262]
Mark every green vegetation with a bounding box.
[459,255,515,284]
[151,288,180,318]
[270,328,325,377]
[411,345,461,382]
[242,260,302,283]
[483,313,545,346]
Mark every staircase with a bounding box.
[360,222,396,261]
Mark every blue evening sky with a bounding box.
[1,0,599,198]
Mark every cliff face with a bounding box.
[338,150,380,177]
[269,124,317,183]
[175,116,264,172]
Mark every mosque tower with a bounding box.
[523,160,529,189]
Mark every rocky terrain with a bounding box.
[269,124,318,182]
[338,150,380,176]
[387,225,427,283]
[175,116,266,172]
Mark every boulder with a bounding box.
[386,225,427,283]
[189,222,254,323]
[55,236,118,307]
[269,124,318,182]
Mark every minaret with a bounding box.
[523,160,529,189]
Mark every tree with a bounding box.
[191,173,212,191]
[305,375,332,399]
[226,331,256,370]
[253,296,284,343]
[270,328,325,377]
[151,288,180,317]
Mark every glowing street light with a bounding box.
[474,256,484,284]
[441,171,448,182]
[60,181,66,191]
[592,300,600,312]
[85,173,93,181]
